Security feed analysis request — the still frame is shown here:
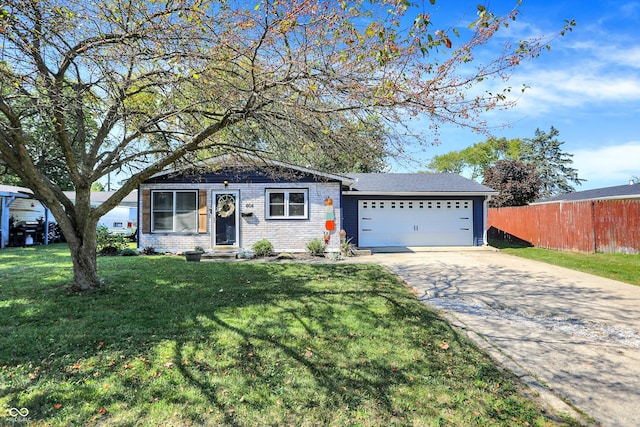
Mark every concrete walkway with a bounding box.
[351,248,640,426]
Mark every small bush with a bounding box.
[120,248,138,257]
[306,238,326,257]
[340,237,356,257]
[194,246,205,253]
[326,251,343,262]
[99,246,119,256]
[96,226,128,254]
[237,248,255,259]
[142,246,156,255]
[252,239,274,257]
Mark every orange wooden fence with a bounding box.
[487,200,640,254]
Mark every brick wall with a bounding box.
[139,181,342,253]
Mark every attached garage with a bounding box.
[342,173,497,248]
[358,199,473,246]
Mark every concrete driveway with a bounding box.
[352,248,640,426]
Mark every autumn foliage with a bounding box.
[0,0,571,290]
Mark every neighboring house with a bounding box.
[0,184,47,221]
[0,185,48,249]
[533,181,640,203]
[138,157,497,253]
[0,185,139,248]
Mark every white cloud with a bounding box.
[479,18,640,117]
[571,40,640,69]
[476,53,640,118]
[572,142,640,187]
[521,69,640,105]
[620,1,640,19]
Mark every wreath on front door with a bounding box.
[216,195,236,218]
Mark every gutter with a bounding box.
[341,191,499,197]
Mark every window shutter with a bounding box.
[141,189,151,234]
[198,190,207,233]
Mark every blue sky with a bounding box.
[394,0,640,190]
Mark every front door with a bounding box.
[212,191,239,247]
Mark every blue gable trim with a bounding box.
[144,167,341,185]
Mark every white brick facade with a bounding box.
[139,180,342,253]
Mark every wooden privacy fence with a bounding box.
[487,200,640,254]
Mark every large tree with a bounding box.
[0,64,90,189]
[0,0,572,291]
[427,127,584,197]
[520,126,585,199]
[426,137,523,180]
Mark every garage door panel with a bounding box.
[358,199,473,247]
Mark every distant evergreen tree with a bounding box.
[520,127,585,199]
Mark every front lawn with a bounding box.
[0,245,574,426]
[491,242,640,286]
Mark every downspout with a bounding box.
[482,195,493,246]
[44,207,50,245]
[137,185,141,249]
[1,197,8,249]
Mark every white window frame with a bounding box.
[265,189,309,220]
[151,190,198,232]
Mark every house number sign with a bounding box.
[245,203,254,208]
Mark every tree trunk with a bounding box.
[66,223,104,292]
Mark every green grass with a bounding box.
[491,241,640,286]
[0,245,576,426]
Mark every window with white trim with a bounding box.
[151,190,198,232]
[265,189,308,219]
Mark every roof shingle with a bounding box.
[346,173,497,194]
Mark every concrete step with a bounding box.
[201,251,237,259]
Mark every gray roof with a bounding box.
[537,183,640,203]
[346,173,497,194]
